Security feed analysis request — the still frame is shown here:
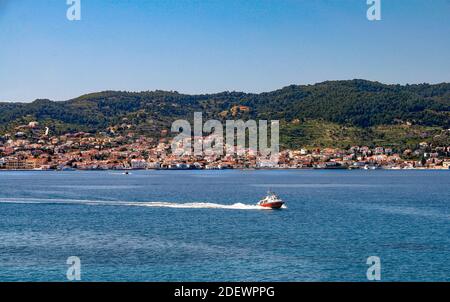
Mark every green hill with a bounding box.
[1,80,449,149]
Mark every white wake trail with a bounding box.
[131,202,273,210]
[0,198,285,210]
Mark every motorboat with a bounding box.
[257,191,285,209]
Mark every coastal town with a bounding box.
[1,121,450,171]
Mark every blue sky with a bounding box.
[0,0,449,102]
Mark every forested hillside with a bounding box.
[1,80,449,148]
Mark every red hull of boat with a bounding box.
[259,202,284,209]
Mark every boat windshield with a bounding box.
[264,193,279,200]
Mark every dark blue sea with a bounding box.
[0,170,449,281]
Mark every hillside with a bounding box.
[1,80,449,149]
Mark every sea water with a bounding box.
[0,169,449,281]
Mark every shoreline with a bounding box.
[0,167,448,172]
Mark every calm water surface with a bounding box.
[0,170,449,281]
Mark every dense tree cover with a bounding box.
[0,80,449,146]
[243,80,450,127]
